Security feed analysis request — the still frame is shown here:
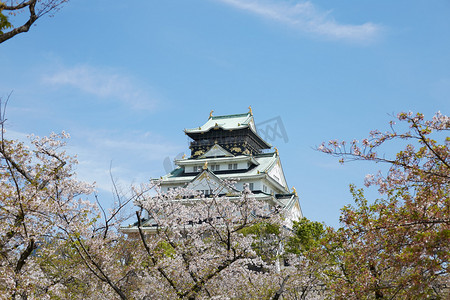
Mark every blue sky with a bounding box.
[1,0,449,227]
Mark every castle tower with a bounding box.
[122,109,302,234]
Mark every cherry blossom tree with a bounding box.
[0,108,95,297]
[0,102,155,298]
[123,183,288,299]
[317,111,450,298]
[0,0,68,44]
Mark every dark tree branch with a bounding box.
[272,275,290,300]
[0,0,38,44]
[15,238,35,273]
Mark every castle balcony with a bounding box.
[189,136,247,148]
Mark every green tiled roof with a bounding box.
[159,152,279,182]
[185,112,253,133]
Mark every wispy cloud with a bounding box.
[43,65,158,111]
[216,0,382,43]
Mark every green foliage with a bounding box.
[38,240,93,299]
[0,2,13,34]
[286,217,325,255]
[239,222,281,262]
[239,222,280,236]
[155,240,176,259]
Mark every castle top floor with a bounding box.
[184,108,271,158]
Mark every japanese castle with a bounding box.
[123,108,302,232]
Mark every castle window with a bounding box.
[249,183,254,190]
[228,163,238,170]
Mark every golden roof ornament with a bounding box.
[274,147,279,156]
[209,110,214,119]
[182,154,186,159]
[248,105,253,116]
[203,161,208,170]
[292,187,298,196]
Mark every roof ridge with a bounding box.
[211,113,250,120]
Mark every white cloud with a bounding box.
[216,0,382,43]
[43,65,157,111]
